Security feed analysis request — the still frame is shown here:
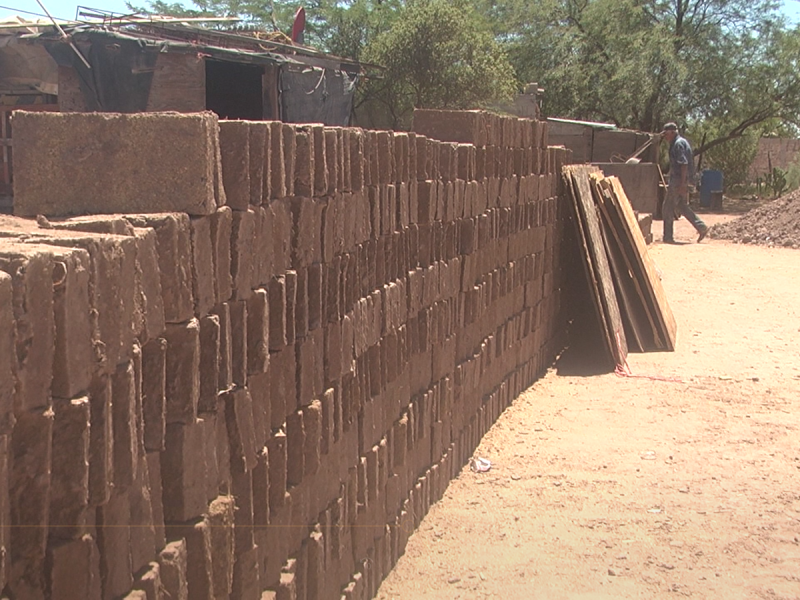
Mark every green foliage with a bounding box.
[785,156,800,194]
[765,166,788,197]
[129,0,800,152]
[692,124,759,186]
[361,0,518,128]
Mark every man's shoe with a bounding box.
[663,238,677,244]
[697,226,709,242]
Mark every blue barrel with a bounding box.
[700,169,723,207]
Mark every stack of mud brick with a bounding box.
[0,108,572,600]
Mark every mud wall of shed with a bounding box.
[0,109,572,600]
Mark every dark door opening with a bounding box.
[205,59,263,120]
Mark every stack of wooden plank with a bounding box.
[562,165,677,368]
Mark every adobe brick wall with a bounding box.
[0,110,572,600]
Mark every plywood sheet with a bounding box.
[565,165,628,366]
[604,176,677,350]
[563,168,614,365]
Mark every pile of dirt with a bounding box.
[711,189,800,247]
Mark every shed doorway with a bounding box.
[205,59,264,120]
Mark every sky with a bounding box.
[1,0,800,25]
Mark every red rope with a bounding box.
[613,331,684,383]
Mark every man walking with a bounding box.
[661,122,709,243]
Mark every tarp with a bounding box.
[280,65,357,127]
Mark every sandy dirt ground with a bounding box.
[377,213,800,600]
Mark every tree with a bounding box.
[495,0,800,156]
[361,0,518,128]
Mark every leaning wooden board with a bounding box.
[604,176,677,350]
[591,173,662,350]
[563,169,615,364]
[565,165,628,366]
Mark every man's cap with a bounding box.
[662,122,679,132]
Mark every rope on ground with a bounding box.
[614,331,684,383]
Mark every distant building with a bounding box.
[749,137,800,180]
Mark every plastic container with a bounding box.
[700,169,723,208]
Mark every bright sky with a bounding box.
[1,0,800,25]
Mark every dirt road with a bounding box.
[377,215,800,599]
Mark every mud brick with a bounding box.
[129,456,157,575]
[0,273,13,432]
[163,319,200,424]
[308,125,327,197]
[320,198,336,263]
[252,206,273,286]
[85,374,113,507]
[392,132,408,184]
[188,216,215,318]
[212,304,233,392]
[301,529,323,600]
[269,199,294,273]
[324,259,341,325]
[269,346,296,424]
[159,541,188,600]
[284,270,297,345]
[251,447,269,551]
[48,535,102,600]
[412,109,488,146]
[294,128,314,197]
[144,452,166,551]
[416,181,437,224]
[267,431,287,511]
[249,122,267,206]
[126,213,194,324]
[111,361,139,490]
[231,209,256,300]
[296,335,317,407]
[207,496,235,600]
[162,419,207,522]
[268,276,287,351]
[47,249,94,402]
[247,373,269,449]
[323,128,339,194]
[279,126,295,198]
[219,121,251,210]
[376,131,392,186]
[414,135,429,180]
[165,518,213,600]
[191,318,219,418]
[269,122,286,199]
[305,264,322,333]
[48,396,90,541]
[350,129,365,191]
[96,490,133,600]
[230,300,248,387]
[340,127,351,193]
[0,436,7,587]
[247,289,270,375]
[231,466,255,553]
[324,321,342,386]
[292,197,323,268]
[0,244,54,413]
[286,410,305,488]
[294,267,309,341]
[209,207,234,304]
[208,392,231,499]
[232,545,260,600]
[224,388,258,473]
[301,400,322,477]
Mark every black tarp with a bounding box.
[280,65,356,126]
[44,31,159,112]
